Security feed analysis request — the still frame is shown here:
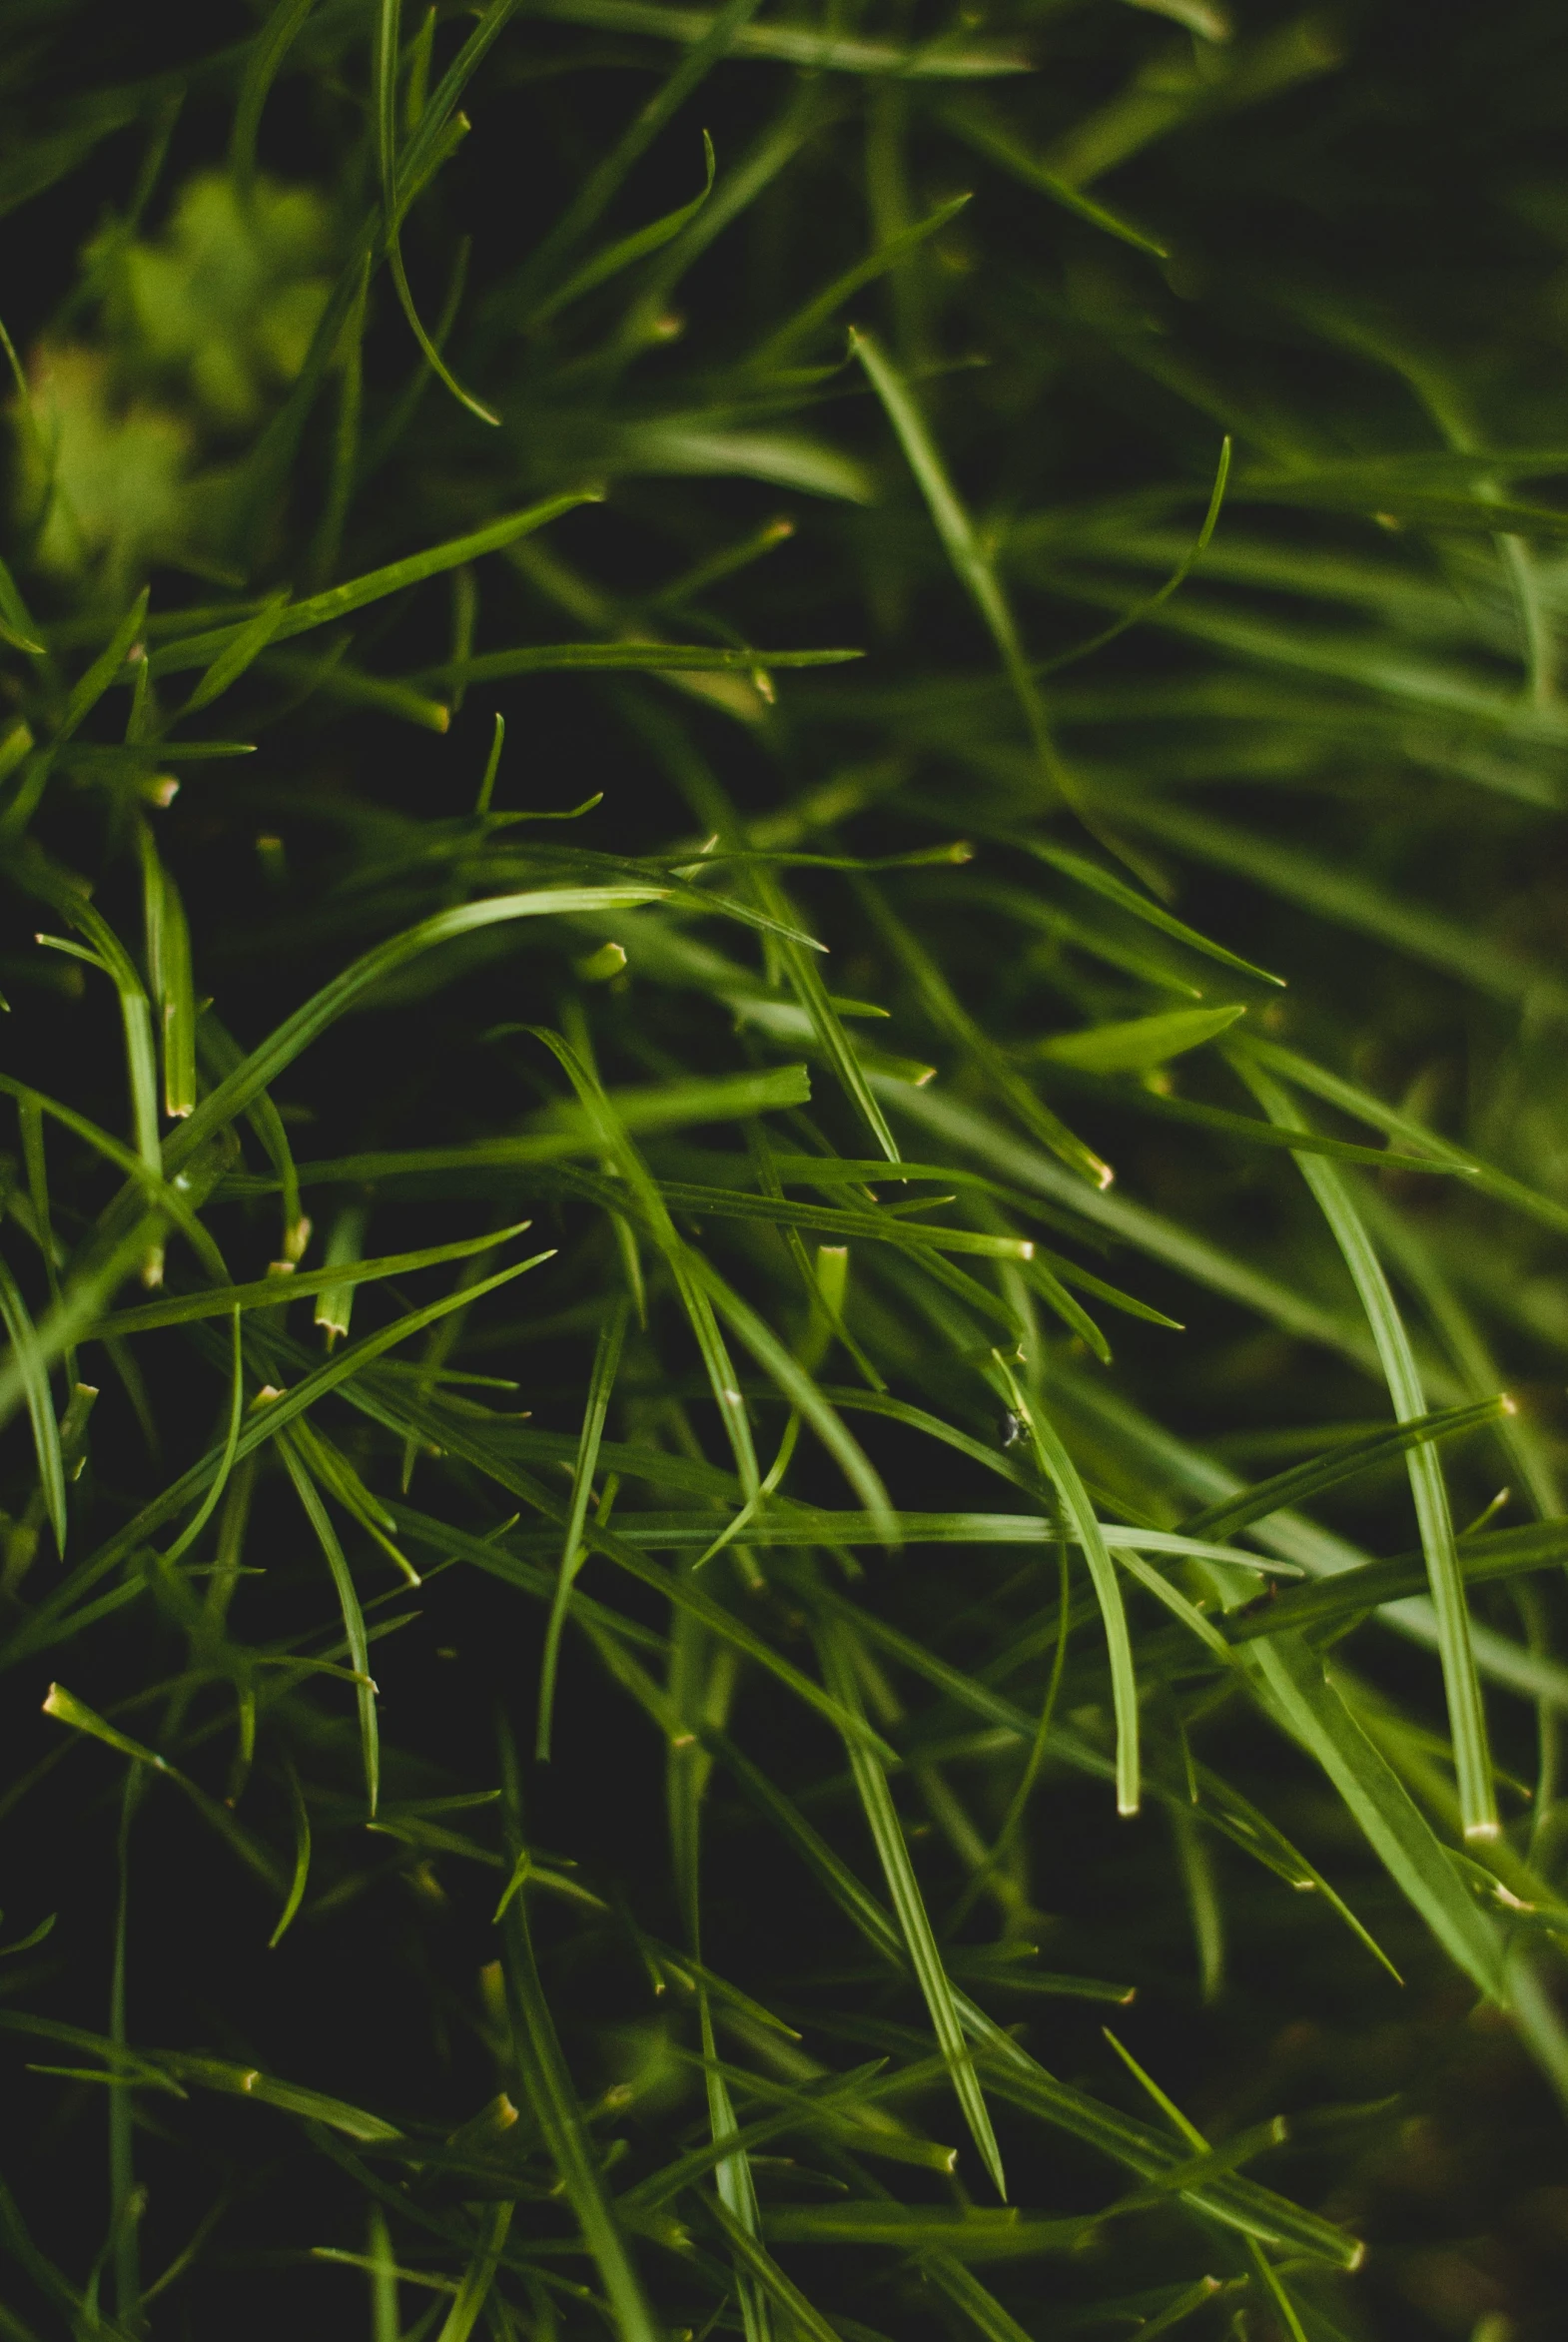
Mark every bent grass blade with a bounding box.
[990,1350,1140,1816]
[1237,1059,1497,1842]
[816,1621,1008,2200]
[537,1297,628,1759]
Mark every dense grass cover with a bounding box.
[4,1,1568,2334]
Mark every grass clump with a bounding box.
[3,1,1568,2336]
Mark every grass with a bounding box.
[1,0,1568,2335]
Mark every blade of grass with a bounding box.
[1243,1632,1506,1999]
[150,494,601,676]
[167,889,667,1169]
[495,1733,659,2342]
[851,329,1069,803]
[94,1223,531,1336]
[1182,1396,1507,1542]
[529,133,717,328]
[137,823,197,1120]
[374,0,500,425]
[989,1349,1140,1816]
[940,98,1168,256]
[269,1759,312,1950]
[278,1432,380,1816]
[537,1297,628,1759]
[230,0,318,189]
[815,1618,1007,2198]
[750,194,973,370]
[1236,1058,1497,1842]
[0,1257,66,1556]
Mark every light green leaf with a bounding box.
[537,1297,628,1759]
[1033,1005,1246,1074]
[1244,1632,1506,2000]
[816,1621,1007,2198]
[1236,1058,1496,1843]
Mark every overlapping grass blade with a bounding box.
[1237,1059,1497,1842]
[537,1297,627,1759]
[815,1618,1007,2198]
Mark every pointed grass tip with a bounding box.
[574,941,626,981]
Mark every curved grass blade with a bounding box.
[167,890,666,1170]
[32,891,164,1273]
[174,589,290,721]
[137,823,197,1120]
[434,2204,512,2342]
[940,97,1168,256]
[1226,1520,1568,1647]
[1243,1632,1506,1999]
[230,0,318,189]
[196,1011,308,1263]
[12,1251,555,1658]
[1035,435,1231,678]
[527,1023,759,1497]
[94,1222,532,1337]
[395,0,527,206]
[151,494,599,677]
[530,131,717,327]
[278,1433,379,1816]
[0,2011,398,2141]
[851,329,1069,802]
[160,1308,244,1570]
[532,0,1031,72]
[750,193,973,370]
[509,0,764,321]
[537,1298,629,1759]
[1123,795,1566,1014]
[269,1758,312,1949]
[856,878,1111,1187]
[1017,836,1284,989]
[1236,1058,1496,1842]
[989,1349,1140,1816]
[706,2195,837,2342]
[0,1257,66,1555]
[426,641,862,684]
[815,1620,1007,2199]
[1233,1034,1568,1240]
[40,1686,282,1891]
[713,1725,1358,2263]
[1032,1003,1245,1075]
[495,1738,660,2342]
[375,0,500,425]
[1041,1067,1467,1172]
[1182,1396,1507,1543]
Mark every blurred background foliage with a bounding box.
[1,2,1568,2339]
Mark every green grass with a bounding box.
[2,1,1568,2336]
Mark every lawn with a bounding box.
[1,3,1566,2337]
